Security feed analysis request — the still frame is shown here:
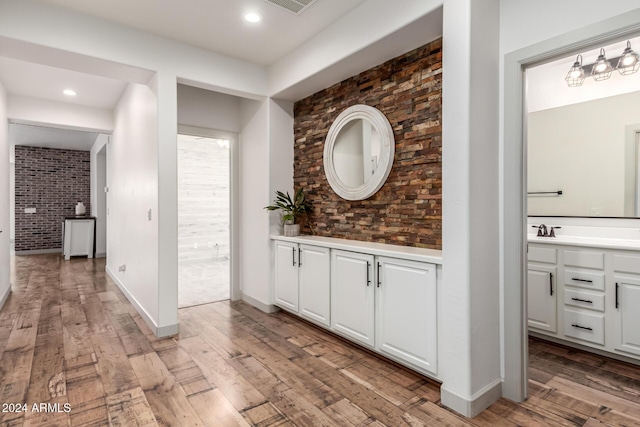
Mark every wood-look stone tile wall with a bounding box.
[293,39,442,248]
[14,146,90,252]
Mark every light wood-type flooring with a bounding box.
[3,254,640,426]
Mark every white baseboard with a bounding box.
[105,265,179,338]
[14,248,62,256]
[95,252,106,258]
[0,285,10,311]
[241,293,278,313]
[441,378,502,418]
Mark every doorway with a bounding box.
[502,16,640,402]
[177,130,233,308]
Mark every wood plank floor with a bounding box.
[2,255,640,426]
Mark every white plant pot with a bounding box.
[284,223,300,237]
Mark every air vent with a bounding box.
[264,0,317,15]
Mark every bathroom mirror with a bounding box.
[324,105,395,200]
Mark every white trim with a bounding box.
[14,248,61,256]
[0,285,10,311]
[441,379,503,418]
[95,252,106,258]
[106,265,178,338]
[502,9,640,403]
[241,292,279,313]
[323,105,394,201]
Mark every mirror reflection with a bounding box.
[332,119,381,187]
[526,37,640,218]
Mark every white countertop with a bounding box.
[528,234,640,251]
[271,234,443,264]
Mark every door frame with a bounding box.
[177,124,240,301]
[502,10,640,402]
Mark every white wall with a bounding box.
[238,98,271,308]
[0,80,10,308]
[499,0,640,402]
[177,84,241,133]
[440,0,501,417]
[528,91,640,217]
[90,134,108,257]
[8,95,113,132]
[106,82,160,330]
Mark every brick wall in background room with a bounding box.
[293,38,442,249]
[14,146,90,252]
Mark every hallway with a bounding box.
[3,255,640,425]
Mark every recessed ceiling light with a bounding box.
[244,12,262,23]
[63,89,77,96]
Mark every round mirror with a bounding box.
[324,105,394,200]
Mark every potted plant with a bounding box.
[264,188,311,236]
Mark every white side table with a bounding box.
[62,217,96,260]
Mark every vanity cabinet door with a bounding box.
[376,257,437,375]
[274,241,299,312]
[527,265,557,333]
[299,245,331,327]
[614,276,640,357]
[331,250,375,348]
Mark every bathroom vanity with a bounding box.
[527,227,640,363]
[271,234,442,379]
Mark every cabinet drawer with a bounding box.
[563,250,604,270]
[528,246,557,264]
[564,289,605,312]
[564,268,605,291]
[613,254,640,275]
[563,308,604,346]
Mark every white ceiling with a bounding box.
[0,56,128,109]
[9,123,100,152]
[2,0,427,150]
[36,0,367,66]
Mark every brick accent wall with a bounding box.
[293,39,442,249]
[14,146,91,252]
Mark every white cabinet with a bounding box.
[274,241,331,327]
[63,218,95,260]
[376,257,437,374]
[299,245,331,327]
[527,265,557,333]
[613,275,640,357]
[331,250,375,348]
[274,240,299,312]
[272,235,442,379]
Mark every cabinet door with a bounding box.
[614,277,640,357]
[274,241,299,312]
[299,245,331,327]
[331,250,375,347]
[527,265,557,333]
[376,257,437,375]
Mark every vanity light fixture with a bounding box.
[565,54,585,87]
[566,41,640,86]
[63,89,77,96]
[617,40,640,75]
[591,48,613,81]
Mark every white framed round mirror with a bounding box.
[323,105,395,200]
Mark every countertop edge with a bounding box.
[528,236,640,251]
[271,234,443,264]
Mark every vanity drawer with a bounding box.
[613,254,640,275]
[564,289,605,312]
[564,268,605,291]
[563,308,604,346]
[528,246,557,264]
[563,249,604,270]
